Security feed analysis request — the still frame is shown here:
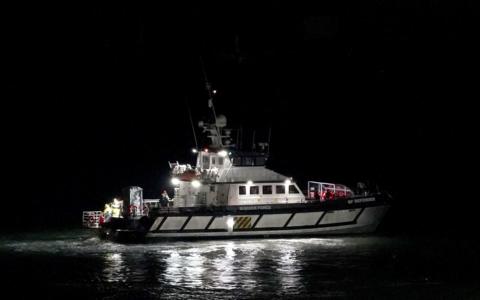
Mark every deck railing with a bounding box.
[307,181,354,200]
[82,211,102,228]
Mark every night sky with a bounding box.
[5,1,478,234]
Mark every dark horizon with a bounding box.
[5,1,478,235]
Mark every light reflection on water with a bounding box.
[2,231,479,299]
[276,243,302,292]
[103,253,127,282]
[1,233,347,291]
[211,241,236,289]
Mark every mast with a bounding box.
[198,56,232,149]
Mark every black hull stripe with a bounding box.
[180,216,192,231]
[353,207,365,222]
[205,216,215,230]
[155,216,167,231]
[252,214,263,228]
[283,213,296,228]
[315,212,327,226]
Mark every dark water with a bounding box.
[1,230,479,299]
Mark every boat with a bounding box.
[84,91,391,242]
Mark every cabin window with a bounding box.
[211,157,216,165]
[262,185,272,194]
[250,186,259,195]
[276,185,285,194]
[239,186,246,195]
[203,156,210,169]
[288,185,300,194]
[218,157,224,166]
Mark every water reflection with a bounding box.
[2,233,477,299]
[95,239,349,291]
[103,252,127,282]
[162,247,207,288]
[4,232,372,297]
[164,250,182,286]
[276,243,302,292]
[236,242,264,291]
[185,251,206,287]
[211,241,236,289]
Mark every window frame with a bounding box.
[262,185,273,195]
[275,185,285,194]
[239,185,246,195]
[288,184,300,194]
[202,155,210,169]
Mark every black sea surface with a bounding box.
[1,230,479,299]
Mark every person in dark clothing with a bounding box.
[160,190,170,207]
[324,189,332,200]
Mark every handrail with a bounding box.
[82,211,102,228]
[307,181,354,200]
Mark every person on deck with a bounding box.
[111,198,122,218]
[160,190,170,207]
[103,204,112,221]
[325,189,334,200]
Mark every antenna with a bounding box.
[200,56,213,100]
[199,56,223,147]
[185,97,198,149]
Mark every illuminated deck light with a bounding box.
[191,180,201,188]
[227,216,234,232]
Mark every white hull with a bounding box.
[146,204,389,239]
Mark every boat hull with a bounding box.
[99,195,390,241]
[145,195,390,240]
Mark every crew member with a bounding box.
[160,190,170,207]
[112,198,121,218]
[103,203,112,221]
[325,189,333,200]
